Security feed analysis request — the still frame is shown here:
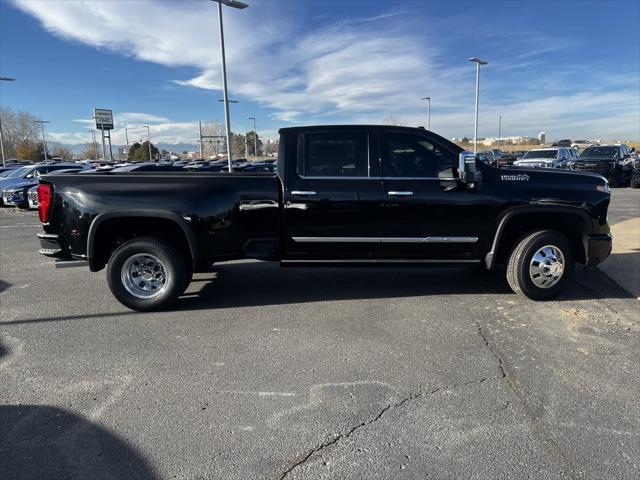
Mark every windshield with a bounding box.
[3,166,32,178]
[522,150,557,159]
[581,147,618,158]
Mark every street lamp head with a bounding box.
[248,117,255,121]
[218,99,239,103]
[468,57,488,65]
[0,77,16,81]
[421,96,430,101]
[210,0,248,9]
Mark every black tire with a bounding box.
[631,178,640,189]
[506,230,573,300]
[106,237,189,311]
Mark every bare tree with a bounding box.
[200,121,225,158]
[81,143,99,160]
[48,142,73,160]
[0,107,40,159]
[383,116,407,126]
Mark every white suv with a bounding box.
[513,148,574,169]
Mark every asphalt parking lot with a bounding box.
[1,189,639,480]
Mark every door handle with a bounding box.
[291,190,316,196]
[387,191,413,196]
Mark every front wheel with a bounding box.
[506,230,573,300]
[107,237,189,311]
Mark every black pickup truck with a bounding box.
[36,125,612,311]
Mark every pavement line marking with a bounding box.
[217,390,297,397]
[0,224,41,228]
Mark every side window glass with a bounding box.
[301,133,368,177]
[382,133,456,177]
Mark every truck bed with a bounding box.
[40,171,282,267]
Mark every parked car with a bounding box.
[631,158,640,189]
[36,125,612,311]
[571,145,634,186]
[0,163,86,206]
[552,139,572,147]
[513,148,574,169]
[27,184,39,209]
[241,160,277,173]
[477,149,502,166]
[495,151,527,167]
[571,140,594,150]
[3,166,87,208]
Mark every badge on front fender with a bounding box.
[500,174,530,181]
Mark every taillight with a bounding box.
[37,183,53,223]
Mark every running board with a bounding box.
[55,259,89,269]
[281,259,481,267]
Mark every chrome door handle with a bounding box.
[291,190,316,196]
[387,191,413,196]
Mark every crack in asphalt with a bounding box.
[277,374,503,480]
[475,320,584,480]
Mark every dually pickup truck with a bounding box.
[36,125,612,311]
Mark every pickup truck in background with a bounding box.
[36,125,612,311]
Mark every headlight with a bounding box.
[596,183,611,193]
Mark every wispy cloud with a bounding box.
[11,0,640,140]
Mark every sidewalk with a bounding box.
[597,217,640,299]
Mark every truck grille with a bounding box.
[573,161,615,174]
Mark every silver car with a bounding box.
[27,184,39,209]
[513,148,574,169]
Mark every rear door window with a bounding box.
[299,132,368,177]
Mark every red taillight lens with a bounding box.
[37,183,53,223]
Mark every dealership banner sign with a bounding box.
[94,108,114,130]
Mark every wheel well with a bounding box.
[90,217,193,271]
[495,212,587,265]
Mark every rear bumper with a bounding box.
[586,233,612,267]
[37,233,65,257]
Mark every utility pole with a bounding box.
[199,122,204,158]
[421,96,431,130]
[244,131,249,159]
[498,115,502,148]
[143,125,152,161]
[0,76,15,167]
[249,116,257,158]
[34,120,50,161]
[88,128,98,160]
[211,0,249,172]
[469,57,488,154]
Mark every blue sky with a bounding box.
[1,0,638,146]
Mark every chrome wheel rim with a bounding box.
[121,253,168,299]
[529,245,565,289]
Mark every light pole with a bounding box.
[34,120,50,161]
[498,115,502,149]
[0,76,15,167]
[210,0,249,172]
[420,96,431,130]
[469,57,488,154]
[248,116,257,158]
[142,125,152,161]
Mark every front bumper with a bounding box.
[586,233,612,267]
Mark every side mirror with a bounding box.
[458,151,482,188]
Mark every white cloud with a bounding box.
[12,0,640,141]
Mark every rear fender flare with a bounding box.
[87,210,199,271]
